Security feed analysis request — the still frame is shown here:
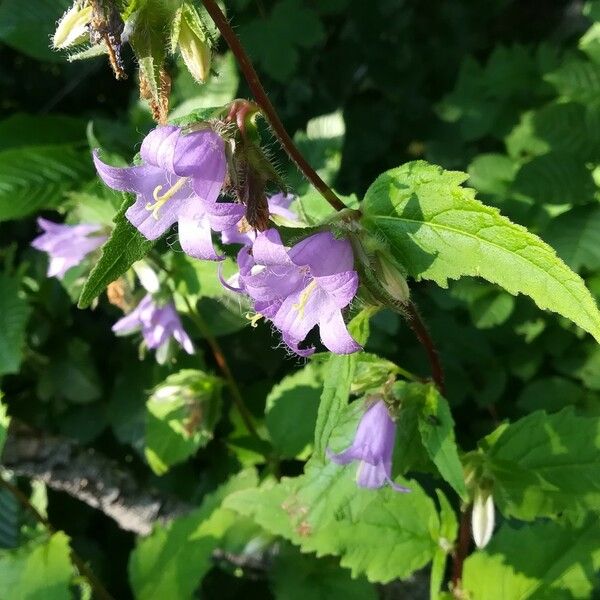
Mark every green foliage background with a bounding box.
[1,0,600,598]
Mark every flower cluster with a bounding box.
[31,218,106,279]
[328,398,409,492]
[112,294,194,364]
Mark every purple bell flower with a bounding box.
[221,192,297,246]
[328,399,410,492]
[31,218,107,279]
[93,125,244,261]
[112,294,194,363]
[237,229,360,357]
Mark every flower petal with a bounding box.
[319,309,361,354]
[356,461,388,488]
[177,206,222,260]
[281,331,315,357]
[140,126,180,172]
[290,231,354,276]
[126,193,187,241]
[252,229,292,266]
[205,201,245,232]
[93,151,157,193]
[316,271,359,309]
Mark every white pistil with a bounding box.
[245,312,263,327]
[292,280,317,318]
[145,177,189,220]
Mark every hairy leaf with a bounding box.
[361,161,600,342]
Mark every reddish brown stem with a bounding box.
[451,505,472,593]
[406,302,446,395]
[201,0,347,213]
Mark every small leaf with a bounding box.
[480,407,600,520]
[129,469,257,600]
[0,275,31,376]
[361,161,600,342]
[78,194,154,308]
[0,532,75,600]
[463,518,600,599]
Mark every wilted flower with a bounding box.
[471,487,495,548]
[52,1,93,49]
[31,218,106,279]
[221,193,296,246]
[93,125,244,260]
[235,229,360,356]
[328,399,409,492]
[112,294,194,363]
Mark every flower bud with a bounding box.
[471,487,495,549]
[52,2,93,50]
[176,5,212,83]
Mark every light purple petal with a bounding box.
[174,129,226,179]
[319,309,361,354]
[172,326,195,354]
[290,231,354,276]
[126,193,187,241]
[281,331,315,357]
[93,151,158,193]
[140,125,180,172]
[177,206,222,261]
[252,229,293,266]
[356,461,388,489]
[268,193,296,221]
[316,271,359,309]
[205,201,245,232]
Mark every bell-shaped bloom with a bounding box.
[31,218,106,279]
[471,487,495,549]
[328,400,409,492]
[93,125,244,261]
[113,294,194,363]
[221,193,297,246]
[236,229,360,356]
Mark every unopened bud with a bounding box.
[471,487,495,549]
[52,2,93,50]
[176,5,211,83]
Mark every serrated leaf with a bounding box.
[271,544,377,600]
[0,275,31,376]
[361,161,600,343]
[545,57,600,103]
[129,469,257,600]
[225,460,440,583]
[542,205,600,272]
[265,364,323,458]
[463,519,600,599]
[313,309,372,459]
[0,145,92,221]
[416,385,467,500]
[0,532,75,600]
[144,370,222,475]
[480,407,600,520]
[78,194,154,308]
[512,152,597,205]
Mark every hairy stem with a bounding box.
[451,505,472,593]
[182,296,261,442]
[201,0,346,212]
[406,302,446,394]
[0,477,115,600]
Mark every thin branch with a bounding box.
[0,476,115,600]
[406,301,446,395]
[451,505,472,594]
[182,296,262,443]
[201,0,347,213]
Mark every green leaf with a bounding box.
[0,145,92,221]
[361,161,600,343]
[469,291,515,329]
[129,469,257,600]
[78,194,154,308]
[517,377,586,413]
[545,57,600,103]
[0,532,74,600]
[512,152,597,206]
[542,205,600,272]
[0,0,70,62]
[0,395,10,458]
[480,407,600,520]
[0,275,31,376]
[430,490,458,600]
[415,385,467,500]
[463,519,600,599]
[225,461,440,583]
[265,364,323,458]
[313,309,372,458]
[239,0,324,81]
[0,114,87,151]
[271,543,377,600]
[0,484,19,550]
[144,370,223,475]
[467,153,517,197]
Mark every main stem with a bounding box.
[406,302,445,395]
[201,0,346,212]
[451,505,472,593]
[0,478,115,600]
